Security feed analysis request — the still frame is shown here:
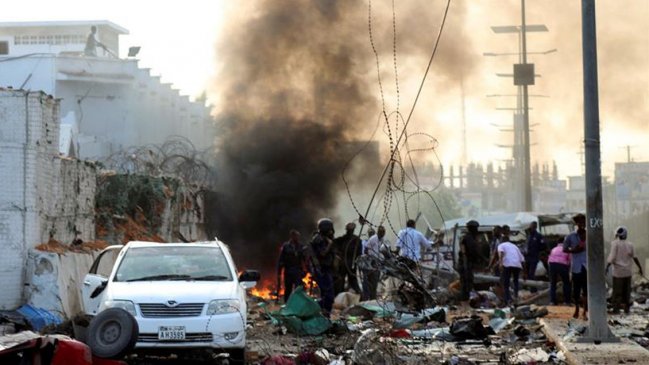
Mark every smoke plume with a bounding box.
[207,1,378,273]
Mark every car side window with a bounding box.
[90,248,121,277]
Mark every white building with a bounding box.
[0,20,214,160]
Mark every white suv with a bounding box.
[81,241,259,361]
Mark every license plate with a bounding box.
[158,326,186,340]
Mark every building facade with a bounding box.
[0,20,214,160]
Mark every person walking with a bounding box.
[564,214,588,319]
[277,230,306,303]
[498,234,525,306]
[606,226,643,314]
[548,237,572,305]
[309,218,336,316]
[333,222,363,295]
[525,222,546,292]
[361,225,389,300]
[458,220,480,301]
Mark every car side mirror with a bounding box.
[90,279,108,299]
[238,270,260,283]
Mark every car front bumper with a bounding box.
[134,312,246,349]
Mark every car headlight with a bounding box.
[103,300,137,316]
[206,299,240,315]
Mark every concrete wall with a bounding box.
[0,90,98,309]
[24,249,100,319]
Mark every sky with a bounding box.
[5,0,649,179]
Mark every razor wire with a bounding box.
[99,135,217,187]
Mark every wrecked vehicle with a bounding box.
[80,241,260,361]
[440,212,578,269]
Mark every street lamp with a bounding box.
[483,48,557,57]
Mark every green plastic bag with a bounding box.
[279,286,321,318]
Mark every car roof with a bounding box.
[123,240,227,251]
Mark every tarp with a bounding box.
[275,287,331,336]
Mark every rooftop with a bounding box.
[0,20,129,35]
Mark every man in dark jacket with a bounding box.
[277,229,305,303]
[525,221,546,292]
[459,220,480,301]
[310,218,336,315]
[333,222,362,295]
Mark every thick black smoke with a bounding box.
[206,1,377,273]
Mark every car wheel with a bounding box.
[228,348,246,364]
[87,308,138,359]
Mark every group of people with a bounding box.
[460,214,644,319]
[278,214,644,318]
[277,218,434,316]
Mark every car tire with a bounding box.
[228,348,246,364]
[87,308,139,359]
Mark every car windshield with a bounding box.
[113,246,233,282]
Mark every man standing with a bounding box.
[277,230,305,303]
[606,226,643,314]
[458,220,480,301]
[362,225,389,300]
[525,222,546,291]
[310,218,336,316]
[563,214,588,319]
[488,226,503,275]
[498,233,525,306]
[333,222,362,295]
[396,219,433,262]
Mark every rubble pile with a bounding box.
[246,287,567,365]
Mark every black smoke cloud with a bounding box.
[206,1,377,273]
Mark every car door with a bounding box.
[81,246,123,315]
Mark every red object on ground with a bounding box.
[389,329,411,338]
[51,338,92,365]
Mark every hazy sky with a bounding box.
[6,1,649,179]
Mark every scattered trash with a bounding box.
[333,291,360,310]
[450,316,489,340]
[352,329,398,365]
[509,347,550,363]
[513,305,549,320]
[16,305,62,332]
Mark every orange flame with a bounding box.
[302,272,317,288]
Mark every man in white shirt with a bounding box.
[606,226,643,314]
[396,219,432,262]
[361,226,390,300]
[498,235,525,305]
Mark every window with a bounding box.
[114,246,233,282]
[0,41,8,55]
[13,34,86,46]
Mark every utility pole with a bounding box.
[520,0,533,212]
[579,0,617,343]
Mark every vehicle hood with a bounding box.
[107,280,241,303]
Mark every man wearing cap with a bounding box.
[563,214,588,319]
[459,220,480,301]
[606,226,643,314]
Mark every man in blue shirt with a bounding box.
[396,219,432,262]
[563,213,587,319]
[525,222,546,291]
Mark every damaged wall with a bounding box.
[0,89,98,309]
[23,249,101,319]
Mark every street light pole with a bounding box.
[579,0,617,343]
[520,0,533,212]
